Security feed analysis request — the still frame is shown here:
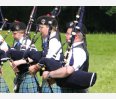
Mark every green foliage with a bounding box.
[100,6,116,16]
[1,6,116,32]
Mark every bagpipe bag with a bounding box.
[39,57,97,89]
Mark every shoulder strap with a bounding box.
[69,43,85,66]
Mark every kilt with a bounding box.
[0,77,10,93]
[14,72,40,93]
[42,79,62,93]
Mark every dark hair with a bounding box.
[10,21,26,31]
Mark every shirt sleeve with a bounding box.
[73,48,86,71]
[0,35,8,51]
[0,41,8,51]
[46,38,61,59]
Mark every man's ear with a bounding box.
[75,34,79,40]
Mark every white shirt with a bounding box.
[45,32,62,61]
[65,41,86,71]
[14,37,36,50]
[0,35,9,51]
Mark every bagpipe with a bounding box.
[17,6,97,89]
[5,6,39,74]
[0,10,22,74]
[23,6,37,46]
[37,6,97,89]
[22,6,62,69]
[8,6,38,58]
[38,56,96,89]
[5,6,97,89]
[40,6,62,57]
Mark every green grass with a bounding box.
[1,31,116,93]
[87,34,116,93]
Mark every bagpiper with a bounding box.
[7,21,40,93]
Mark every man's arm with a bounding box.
[13,58,33,67]
[42,66,75,79]
[29,64,41,74]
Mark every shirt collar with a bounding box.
[72,41,84,47]
[43,31,56,43]
[50,31,56,39]
[18,37,24,43]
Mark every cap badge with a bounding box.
[16,25,20,30]
[41,19,46,24]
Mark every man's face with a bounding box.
[12,31,23,40]
[66,28,72,42]
[39,24,49,38]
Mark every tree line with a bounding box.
[1,6,116,33]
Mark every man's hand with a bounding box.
[29,64,40,75]
[42,71,50,80]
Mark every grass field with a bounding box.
[1,31,116,93]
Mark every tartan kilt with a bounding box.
[14,72,40,93]
[42,79,62,93]
[0,77,10,93]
